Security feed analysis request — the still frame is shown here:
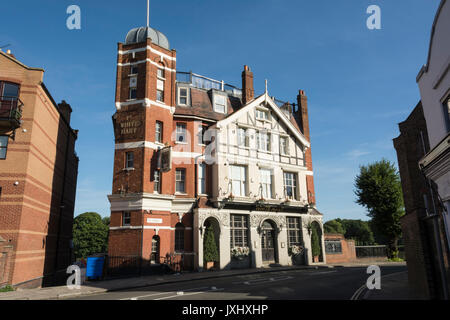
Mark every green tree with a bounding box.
[324,219,345,234]
[354,159,404,258]
[340,219,375,245]
[311,226,321,258]
[203,225,219,263]
[73,212,109,259]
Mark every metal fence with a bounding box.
[103,253,195,279]
[355,245,405,259]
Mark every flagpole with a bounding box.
[147,0,150,27]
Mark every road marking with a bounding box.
[307,271,337,275]
[121,286,211,300]
[153,287,224,300]
[350,271,407,300]
[233,276,293,285]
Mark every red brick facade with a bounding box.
[324,233,356,264]
[0,51,79,288]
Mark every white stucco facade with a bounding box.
[417,0,450,248]
[194,93,325,270]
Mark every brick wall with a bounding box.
[324,233,356,264]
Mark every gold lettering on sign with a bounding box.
[120,120,142,135]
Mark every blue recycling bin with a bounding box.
[86,256,105,280]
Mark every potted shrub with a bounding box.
[311,227,321,263]
[203,225,219,270]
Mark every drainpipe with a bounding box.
[53,123,72,284]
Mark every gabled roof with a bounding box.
[215,92,311,148]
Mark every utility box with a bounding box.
[86,257,105,280]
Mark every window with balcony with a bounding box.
[230,165,246,197]
[175,168,186,193]
[256,131,271,152]
[0,136,8,160]
[176,123,187,143]
[155,121,163,143]
[284,172,298,200]
[259,168,273,199]
[125,152,134,169]
[0,81,22,127]
[122,212,131,226]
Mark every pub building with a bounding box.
[107,24,326,270]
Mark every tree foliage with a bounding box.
[73,212,109,259]
[324,220,345,235]
[354,159,404,257]
[324,218,375,245]
[203,225,219,262]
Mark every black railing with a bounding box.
[103,253,194,279]
[0,96,23,127]
[355,245,405,259]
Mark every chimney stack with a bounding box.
[296,90,310,141]
[242,65,254,105]
[58,100,72,124]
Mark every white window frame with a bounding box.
[154,170,161,194]
[155,121,163,143]
[213,94,227,114]
[122,212,131,226]
[125,152,134,169]
[156,78,164,103]
[175,168,186,194]
[176,123,187,143]
[229,165,247,197]
[259,168,273,199]
[255,108,269,121]
[198,163,206,195]
[256,131,271,152]
[283,171,298,200]
[178,87,189,106]
[237,127,249,147]
[280,136,289,155]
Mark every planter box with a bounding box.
[205,261,215,270]
[230,256,251,269]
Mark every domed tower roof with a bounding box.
[125,26,170,50]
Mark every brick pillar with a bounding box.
[242,65,254,105]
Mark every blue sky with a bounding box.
[0,0,440,221]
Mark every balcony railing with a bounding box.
[176,71,242,96]
[0,96,23,128]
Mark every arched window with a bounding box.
[175,223,185,252]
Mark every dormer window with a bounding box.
[178,87,189,106]
[213,94,227,114]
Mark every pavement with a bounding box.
[0,261,408,300]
